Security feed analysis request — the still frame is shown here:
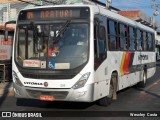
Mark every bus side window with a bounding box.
[128,26,135,51]
[143,31,147,51]
[119,23,127,51]
[146,32,149,51]
[140,30,144,51]
[108,20,117,50]
[148,33,153,51]
[94,15,107,70]
[98,25,106,59]
[137,29,142,51]
[124,25,128,50]
[94,25,98,58]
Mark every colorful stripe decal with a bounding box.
[123,51,131,74]
[120,52,126,75]
[120,51,134,76]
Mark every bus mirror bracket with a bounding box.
[4,20,16,41]
[4,30,8,41]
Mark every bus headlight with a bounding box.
[12,71,23,86]
[72,72,90,89]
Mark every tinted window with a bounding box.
[129,27,135,51]
[99,26,106,53]
[119,23,127,50]
[108,20,117,50]
[148,33,153,51]
[137,29,142,51]
[143,31,147,51]
[94,15,107,70]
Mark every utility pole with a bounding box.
[151,0,159,29]
[6,3,10,22]
[106,0,112,9]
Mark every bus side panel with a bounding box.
[93,52,120,101]
[147,67,156,79]
[136,51,156,80]
[93,80,109,101]
[117,51,140,90]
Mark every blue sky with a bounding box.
[101,0,160,29]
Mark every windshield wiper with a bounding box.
[30,21,39,39]
[30,21,43,51]
[54,20,71,43]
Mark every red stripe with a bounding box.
[123,51,131,74]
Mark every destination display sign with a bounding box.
[18,7,90,21]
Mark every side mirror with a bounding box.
[4,20,16,41]
[4,30,8,41]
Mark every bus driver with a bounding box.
[77,31,88,45]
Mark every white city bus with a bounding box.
[11,1,156,106]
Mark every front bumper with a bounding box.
[13,83,94,102]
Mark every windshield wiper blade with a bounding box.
[30,21,39,39]
[30,22,43,51]
[54,20,71,43]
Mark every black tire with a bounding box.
[97,74,117,106]
[137,70,147,88]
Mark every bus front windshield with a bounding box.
[15,22,89,70]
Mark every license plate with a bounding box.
[40,95,54,101]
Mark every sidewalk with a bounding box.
[0,82,13,97]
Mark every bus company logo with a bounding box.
[24,82,43,86]
[138,55,149,60]
[44,82,48,87]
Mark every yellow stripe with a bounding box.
[120,52,126,76]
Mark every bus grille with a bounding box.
[21,72,75,79]
[26,89,69,100]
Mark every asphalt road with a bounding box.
[0,64,160,120]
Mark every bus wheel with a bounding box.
[137,69,147,88]
[97,74,117,106]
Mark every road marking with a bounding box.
[144,79,160,91]
[138,79,160,98]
